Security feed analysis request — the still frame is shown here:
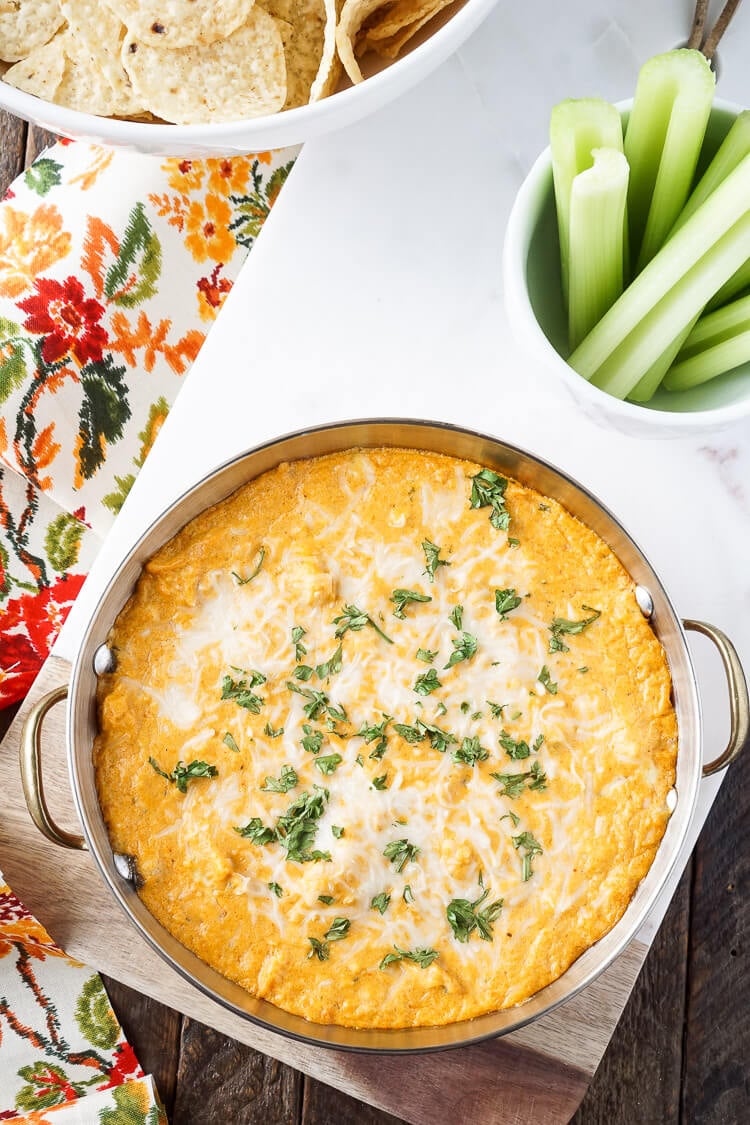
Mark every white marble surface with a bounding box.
[56,0,750,945]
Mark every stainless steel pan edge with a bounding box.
[67,419,702,1053]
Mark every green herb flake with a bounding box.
[294,664,314,681]
[549,606,601,653]
[416,647,438,664]
[579,666,589,674]
[263,722,284,739]
[393,721,423,744]
[403,884,415,904]
[275,786,330,863]
[491,760,547,798]
[471,711,483,721]
[268,881,283,898]
[221,669,266,713]
[301,724,323,755]
[307,937,329,961]
[149,757,218,794]
[331,825,344,839]
[287,681,347,722]
[234,817,275,845]
[460,701,471,714]
[419,721,456,753]
[379,946,438,970]
[449,604,463,630]
[318,894,335,905]
[414,668,441,696]
[333,603,393,644]
[355,753,364,767]
[315,753,342,776]
[323,917,350,943]
[499,730,531,760]
[445,632,478,670]
[358,715,391,761]
[371,892,391,915]
[315,643,344,680]
[538,665,558,694]
[222,732,240,753]
[500,810,521,828]
[512,831,543,881]
[422,539,451,582]
[231,545,266,585]
[539,503,550,511]
[495,588,522,621]
[383,838,420,873]
[487,701,506,719]
[508,537,520,548]
[446,887,504,942]
[469,468,510,531]
[261,764,298,793]
[391,588,432,619]
[452,736,489,767]
[372,773,388,790]
[435,701,448,716]
[292,624,308,661]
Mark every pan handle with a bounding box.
[20,685,87,850]
[684,619,750,778]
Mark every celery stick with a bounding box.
[664,330,750,389]
[569,150,750,381]
[626,319,696,402]
[550,98,624,300]
[672,111,750,234]
[567,148,628,350]
[589,211,750,399]
[679,292,750,355]
[707,256,750,310]
[624,49,715,272]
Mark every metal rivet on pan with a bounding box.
[666,788,678,812]
[93,644,115,675]
[635,586,654,619]
[113,853,143,888]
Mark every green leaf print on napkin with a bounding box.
[77,355,132,480]
[24,158,63,197]
[100,1082,159,1125]
[104,203,162,309]
[44,512,85,573]
[0,318,27,406]
[15,1061,97,1111]
[74,974,121,1050]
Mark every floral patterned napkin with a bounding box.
[0,135,299,1117]
[1,138,298,708]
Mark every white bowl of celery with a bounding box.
[503,48,750,435]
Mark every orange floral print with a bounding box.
[205,156,256,196]
[0,205,72,299]
[162,157,206,194]
[184,194,235,263]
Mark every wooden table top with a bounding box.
[0,109,747,1125]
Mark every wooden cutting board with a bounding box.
[0,655,652,1125]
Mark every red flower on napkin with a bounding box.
[0,573,85,706]
[18,276,107,366]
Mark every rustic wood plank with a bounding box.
[172,1018,303,1125]
[24,124,58,166]
[0,109,26,194]
[102,974,182,1118]
[682,734,750,1124]
[572,866,691,1125]
[302,1076,405,1125]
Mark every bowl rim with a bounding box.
[0,0,497,149]
[502,95,750,428]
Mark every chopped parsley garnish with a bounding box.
[487,701,506,719]
[331,825,344,839]
[444,631,478,669]
[355,753,364,767]
[294,664,314,681]
[579,666,589,673]
[287,681,347,722]
[539,503,550,511]
[235,817,275,845]
[460,701,471,714]
[435,701,448,716]
[301,724,323,754]
[239,785,331,863]
[314,753,342,776]
[414,668,441,696]
[307,937,329,961]
[491,760,547,798]
[315,643,343,680]
[449,604,463,630]
[392,719,455,753]
[357,715,391,760]
[472,710,483,721]
[469,468,510,531]
[318,894,334,905]
[383,838,420,873]
[403,884,414,904]
[548,606,601,653]
[325,916,351,942]
[372,773,388,790]
[422,539,451,582]
[495,588,522,620]
[222,732,240,753]
[513,831,543,881]
[291,624,307,661]
[263,722,284,739]
[333,604,393,645]
[221,669,266,713]
[500,810,521,828]
[148,757,218,794]
[416,647,437,664]
[390,588,432,619]
[371,892,391,914]
[393,721,423,743]
[268,882,283,898]
[261,765,298,793]
[499,730,531,759]
[508,537,520,548]
[231,545,266,585]
[379,946,438,970]
[452,736,489,766]
[538,665,558,694]
[446,887,504,942]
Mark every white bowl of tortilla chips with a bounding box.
[0,0,498,156]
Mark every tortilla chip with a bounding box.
[122,10,287,124]
[60,0,144,115]
[266,0,325,109]
[3,33,65,99]
[107,0,256,50]
[309,0,340,102]
[0,0,65,63]
[335,0,390,84]
[361,0,452,41]
[55,31,120,116]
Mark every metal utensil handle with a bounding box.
[19,685,87,850]
[684,619,750,777]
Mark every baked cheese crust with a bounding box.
[94,448,677,1029]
